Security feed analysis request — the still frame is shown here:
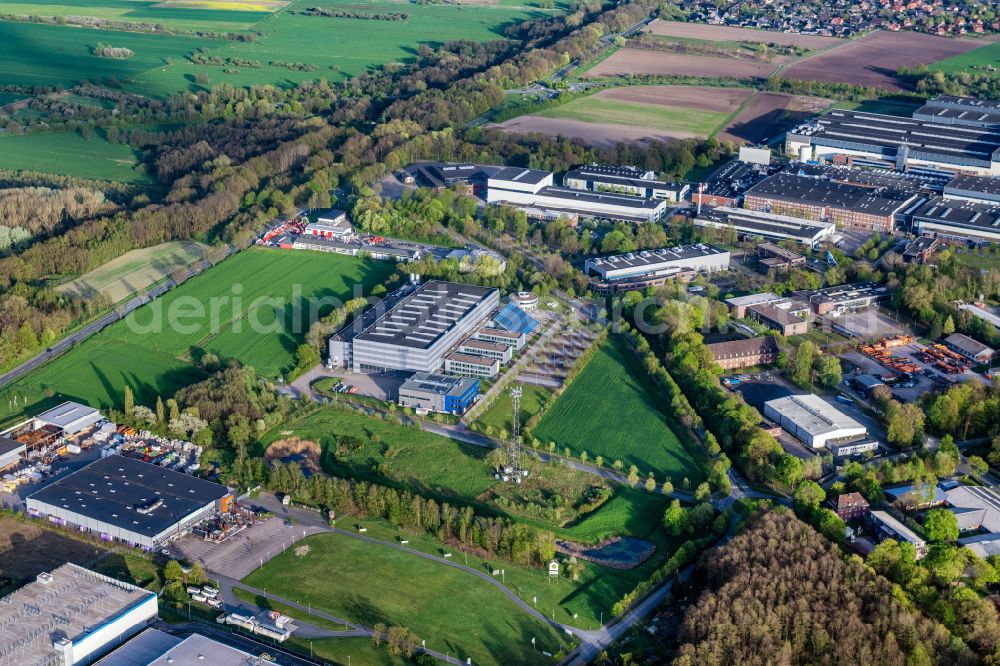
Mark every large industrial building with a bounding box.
[96,629,279,666]
[694,206,836,245]
[785,108,1000,177]
[943,173,1000,205]
[563,165,689,202]
[743,173,920,232]
[910,196,1000,244]
[912,96,1000,129]
[27,454,231,549]
[584,245,730,294]
[764,393,867,449]
[0,563,158,666]
[397,372,480,415]
[328,281,500,373]
[487,166,668,222]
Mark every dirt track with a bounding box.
[648,20,842,49]
[597,85,752,112]
[584,48,780,79]
[781,31,983,90]
[489,115,688,145]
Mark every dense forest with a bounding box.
[673,510,965,665]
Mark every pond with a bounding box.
[556,536,656,570]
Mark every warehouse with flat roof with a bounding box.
[944,173,1000,205]
[805,281,891,315]
[0,563,158,665]
[329,280,500,373]
[27,454,230,549]
[694,206,836,245]
[585,245,730,281]
[912,96,1000,129]
[911,196,1000,244]
[764,393,867,449]
[97,629,280,666]
[786,109,1000,176]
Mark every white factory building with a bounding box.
[0,563,158,665]
[764,393,867,449]
[328,280,500,373]
[585,245,731,282]
[487,166,668,222]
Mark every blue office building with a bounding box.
[398,372,480,415]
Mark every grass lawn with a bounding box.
[263,408,644,532]
[536,95,729,136]
[0,248,394,426]
[91,551,161,590]
[533,337,706,485]
[931,40,1000,76]
[242,531,574,665]
[0,129,147,182]
[264,408,497,500]
[56,240,211,303]
[474,384,551,435]
[285,637,409,666]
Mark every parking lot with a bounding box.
[518,325,599,389]
[172,515,322,580]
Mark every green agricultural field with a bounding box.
[0,21,216,91]
[0,0,558,98]
[931,40,1000,76]
[242,531,573,665]
[536,96,729,136]
[57,240,210,302]
[474,384,550,435]
[0,0,270,31]
[0,130,147,182]
[533,338,706,485]
[0,248,394,426]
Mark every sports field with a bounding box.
[57,240,210,302]
[243,532,572,666]
[931,40,1000,76]
[0,130,147,182]
[0,248,393,425]
[533,338,705,484]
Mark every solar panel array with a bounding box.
[493,303,538,335]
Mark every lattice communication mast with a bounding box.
[502,385,529,483]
